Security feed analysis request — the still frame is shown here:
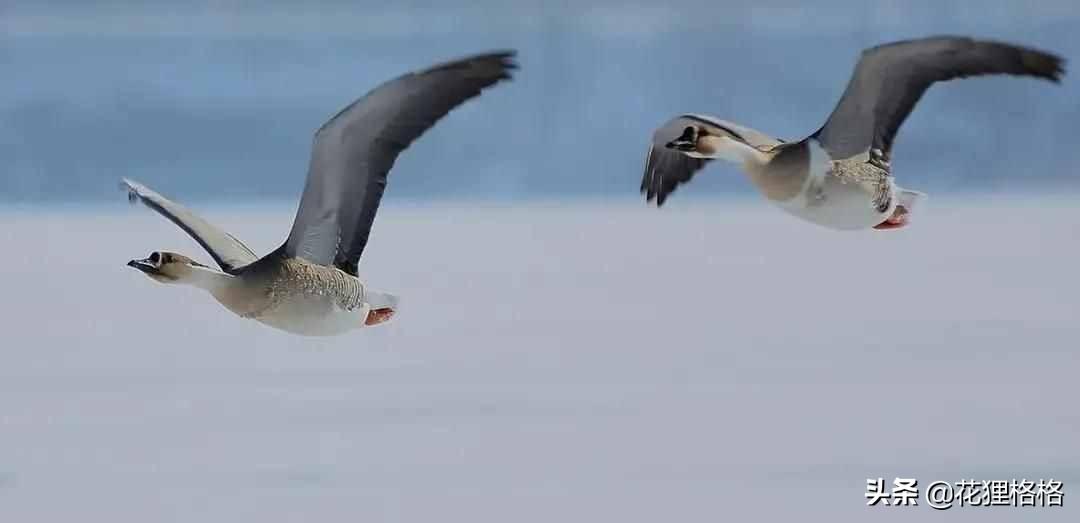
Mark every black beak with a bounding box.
[665,127,698,152]
[127,258,158,274]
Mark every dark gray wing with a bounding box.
[640,146,710,207]
[815,36,1064,160]
[121,178,258,273]
[283,51,517,276]
[640,116,712,206]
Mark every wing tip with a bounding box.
[426,49,519,81]
[472,49,519,72]
[485,50,519,82]
[640,178,667,208]
[119,177,141,204]
[1022,50,1066,83]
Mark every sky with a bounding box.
[2,1,1078,203]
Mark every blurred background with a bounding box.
[2,0,1078,204]
[3,2,1080,522]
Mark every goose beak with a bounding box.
[127,257,158,274]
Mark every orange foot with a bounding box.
[365,307,396,326]
[873,204,910,230]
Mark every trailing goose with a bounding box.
[123,51,517,336]
[641,36,1064,230]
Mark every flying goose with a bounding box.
[123,51,517,336]
[641,36,1065,230]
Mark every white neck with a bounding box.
[695,136,769,167]
[181,265,235,293]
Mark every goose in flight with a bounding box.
[123,51,517,336]
[641,36,1064,230]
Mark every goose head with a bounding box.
[127,251,208,284]
[666,125,701,153]
[666,123,766,164]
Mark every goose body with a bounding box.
[122,51,516,336]
[766,140,891,230]
[755,138,913,230]
[197,254,378,336]
[642,36,1064,230]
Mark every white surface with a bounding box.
[1,199,1077,521]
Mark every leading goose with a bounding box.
[641,36,1065,230]
[123,51,517,336]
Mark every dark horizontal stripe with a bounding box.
[682,114,747,143]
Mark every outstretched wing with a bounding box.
[283,51,517,276]
[640,151,710,207]
[121,178,258,273]
[815,36,1064,160]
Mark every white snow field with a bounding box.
[1,197,1078,521]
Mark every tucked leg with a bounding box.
[873,204,910,230]
[365,307,396,326]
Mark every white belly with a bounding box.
[254,294,370,337]
[774,141,894,231]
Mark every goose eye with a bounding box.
[149,252,161,264]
